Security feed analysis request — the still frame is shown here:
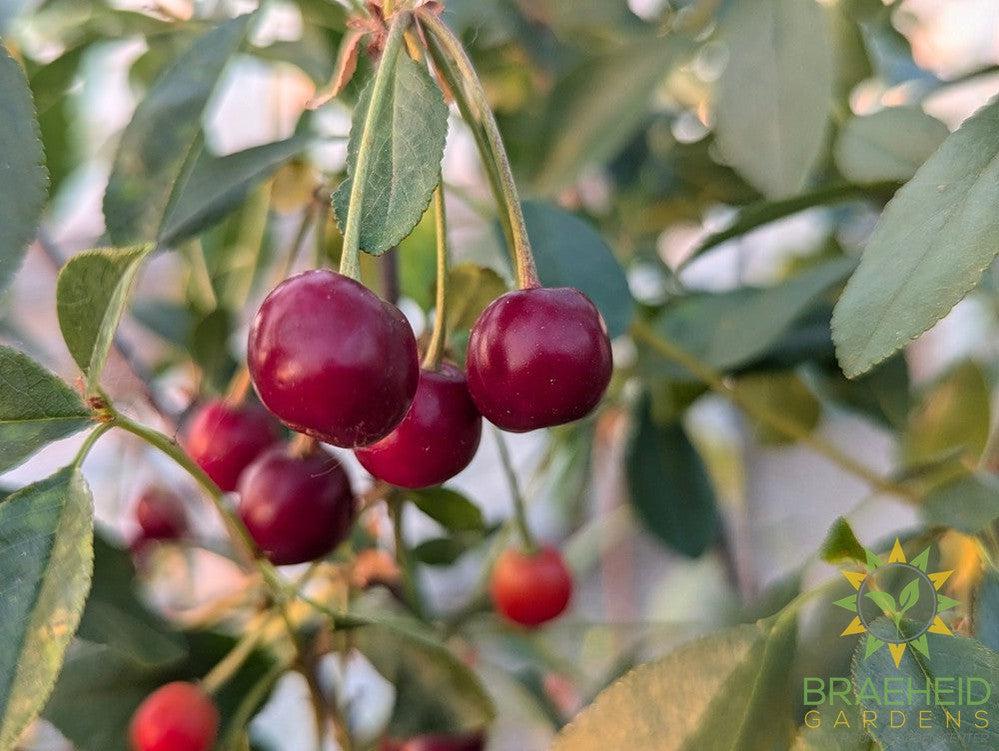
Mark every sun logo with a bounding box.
[834,538,959,668]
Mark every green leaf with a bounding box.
[189,308,237,394]
[412,536,472,566]
[624,391,718,557]
[408,487,485,533]
[0,44,48,292]
[333,51,448,256]
[714,0,834,198]
[851,631,999,750]
[834,107,949,183]
[864,590,897,616]
[445,263,508,332]
[553,613,797,750]
[921,473,999,534]
[734,371,821,445]
[56,244,154,391]
[160,130,311,245]
[523,201,634,339]
[0,346,93,473]
[103,15,254,245]
[896,577,920,613]
[0,467,93,749]
[973,569,999,652]
[819,517,867,566]
[832,96,999,378]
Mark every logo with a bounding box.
[834,538,959,668]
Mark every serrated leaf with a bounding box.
[0,346,93,473]
[921,473,999,534]
[625,391,718,557]
[408,487,485,533]
[0,467,93,749]
[0,44,48,292]
[714,0,834,198]
[834,107,949,183]
[56,244,153,391]
[333,52,448,256]
[103,15,253,245]
[832,96,999,378]
[819,517,866,565]
[446,264,508,332]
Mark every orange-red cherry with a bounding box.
[129,682,218,751]
[490,546,572,627]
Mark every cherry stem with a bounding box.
[224,367,252,406]
[390,492,430,621]
[421,183,449,370]
[492,427,538,554]
[339,12,411,281]
[419,12,540,290]
[289,431,318,457]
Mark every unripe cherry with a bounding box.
[183,399,280,492]
[134,488,187,541]
[466,287,612,432]
[247,269,419,448]
[237,445,356,565]
[355,363,482,488]
[490,546,573,627]
[129,682,218,751]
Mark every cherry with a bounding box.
[134,488,187,541]
[237,445,356,565]
[355,363,482,488]
[380,731,485,751]
[248,269,419,448]
[129,682,218,751]
[466,287,612,432]
[491,546,572,627]
[183,399,280,492]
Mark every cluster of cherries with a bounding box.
[128,270,612,751]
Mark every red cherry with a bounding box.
[134,488,187,541]
[466,287,612,432]
[380,731,485,751]
[237,446,356,565]
[355,363,482,489]
[248,269,419,448]
[490,546,572,627]
[183,399,280,492]
[129,682,218,751]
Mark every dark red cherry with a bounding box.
[491,546,572,627]
[134,488,187,541]
[129,682,218,751]
[354,363,482,488]
[237,446,356,565]
[466,287,612,432]
[247,269,419,448]
[380,731,485,751]
[183,399,280,492]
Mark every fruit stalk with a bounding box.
[493,427,538,553]
[422,183,449,369]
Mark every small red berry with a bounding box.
[380,731,485,751]
[134,488,187,541]
[238,446,356,565]
[129,682,218,751]
[491,546,572,627]
[355,363,482,488]
[466,287,612,432]
[183,399,280,492]
[247,269,419,448]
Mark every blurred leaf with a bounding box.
[103,15,254,245]
[819,517,866,566]
[625,391,718,557]
[832,96,999,378]
[815,353,911,429]
[714,0,834,198]
[56,244,153,391]
[735,371,821,445]
[412,536,472,566]
[553,613,797,750]
[834,108,949,183]
[0,44,48,293]
[0,346,92,473]
[189,308,237,394]
[523,201,634,338]
[830,3,873,101]
[446,264,508,332]
[131,299,195,348]
[333,51,448,256]
[0,467,93,749]
[398,207,438,310]
[973,569,999,652]
[408,487,485,533]
[921,473,999,534]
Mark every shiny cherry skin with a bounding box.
[248,269,419,448]
[380,731,485,751]
[466,287,612,432]
[491,546,572,627]
[237,446,356,565]
[355,363,482,488]
[134,488,187,541]
[183,399,280,492]
[129,682,219,751]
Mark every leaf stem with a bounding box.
[338,13,411,281]
[390,493,429,621]
[71,422,114,469]
[492,427,538,553]
[422,183,449,369]
[419,12,539,289]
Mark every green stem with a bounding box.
[420,12,539,289]
[390,494,429,620]
[493,427,538,553]
[72,422,113,468]
[338,13,411,280]
[422,183,449,369]
[202,613,274,695]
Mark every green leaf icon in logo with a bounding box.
[865,590,897,616]
[897,577,921,614]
